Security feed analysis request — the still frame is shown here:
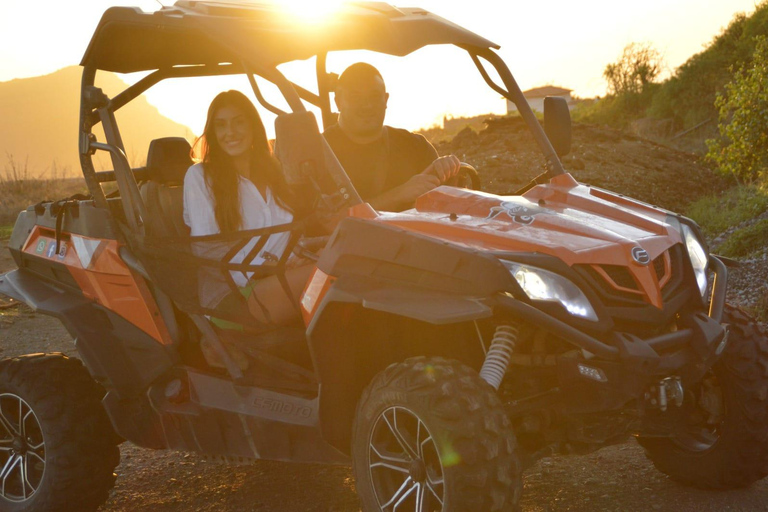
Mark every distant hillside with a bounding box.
[649,1,768,129]
[572,2,768,152]
[0,66,192,177]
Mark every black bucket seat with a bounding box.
[140,137,193,237]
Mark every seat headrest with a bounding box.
[146,137,193,185]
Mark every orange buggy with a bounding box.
[0,2,766,511]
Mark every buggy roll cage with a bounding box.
[77,1,566,232]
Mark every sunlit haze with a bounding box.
[277,0,347,20]
[1,0,760,138]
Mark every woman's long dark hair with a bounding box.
[192,90,298,233]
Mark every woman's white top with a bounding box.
[183,163,293,297]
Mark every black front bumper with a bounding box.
[496,255,729,416]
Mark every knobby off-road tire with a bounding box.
[638,305,768,489]
[0,353,120,512]
[352,357,521,512]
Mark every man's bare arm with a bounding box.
[368,173,441,211]
[367,154,461,211]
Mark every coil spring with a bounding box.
[479,325,519,390]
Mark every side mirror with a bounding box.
[544,96,572,157]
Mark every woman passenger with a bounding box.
[183,90,312,327]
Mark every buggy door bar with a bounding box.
[242,61,287,116]
[93,86,147,234]
[90,142,145,233]
[79,69,147,233]
[463,46,566,181]
[79,66,109,209]
[252,59,364,207]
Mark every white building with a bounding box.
[506,86,573,114]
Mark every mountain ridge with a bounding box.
[0,66,192,177]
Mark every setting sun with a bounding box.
[272,0,347,22]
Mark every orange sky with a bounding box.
[0,0,760,136]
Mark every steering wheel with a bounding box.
[454,163,481,191]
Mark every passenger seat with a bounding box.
[140,137,193,237]
[136,137,194,349]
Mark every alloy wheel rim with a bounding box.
[368,406,444,512]
[0,393,45,502]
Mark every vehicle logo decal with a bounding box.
[35,239,47,254]
[57,242,67,260]
[487,201,551,225]
[631,246,650,265]
[46,241,56,258]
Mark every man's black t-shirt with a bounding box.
[323,124,438,202]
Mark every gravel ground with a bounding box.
[1,122,768,511]
[3,290,768,512]
[711,209,768,314]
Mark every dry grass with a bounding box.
[0,154,88,227]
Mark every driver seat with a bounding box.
[140,137,193,237]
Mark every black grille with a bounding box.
[575,265,644,305]
[661,245,685,301]
[602,265,638,289]
[653,253,666,281]
[573,245,686,309]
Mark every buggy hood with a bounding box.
[376,174,684,308]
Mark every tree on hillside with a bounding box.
[603,43,664,96]
[706,36,768,183]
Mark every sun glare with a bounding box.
[275,0,347,22]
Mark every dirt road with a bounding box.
[2,121,768,511]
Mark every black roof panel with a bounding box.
[80,1,498,73]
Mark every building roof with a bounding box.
[522,86,572,99]
[80,1,499,73]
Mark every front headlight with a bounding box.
[501,261,598,321]
[681,224,708,297]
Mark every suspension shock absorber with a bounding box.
[479,324,519,390]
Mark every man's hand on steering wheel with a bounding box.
[422,155,461,183]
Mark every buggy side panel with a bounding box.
[308,296,485,454]
[0,269,175,399]
[10,202,173,345]
[104,369,349,464]
[306,217,509,453]
[20,226,173,345]
[316,217,514,297]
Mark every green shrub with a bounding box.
[572,43,663,129]
[650,5,768,128]
[571,85,659,128]
[706,36,768,182]
[750,288,768,323]
[604,43,663,96]
[686,184,768,236]
[717,219,768,257]
[581,3,768,135]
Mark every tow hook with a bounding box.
[647,376,684,412]
[715,326,729,356]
